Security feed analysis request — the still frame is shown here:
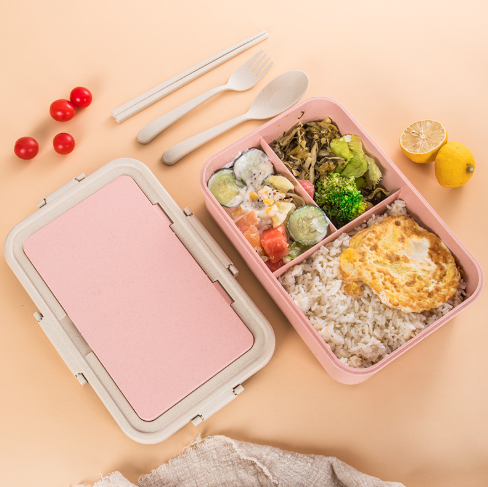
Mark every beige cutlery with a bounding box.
[137,51,273,144]
[112,30,269,123]
[162,70,309,166]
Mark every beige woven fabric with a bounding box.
[90,435,404,487]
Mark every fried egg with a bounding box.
[339,216,460,313]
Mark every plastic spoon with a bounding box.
[162,70,309,166]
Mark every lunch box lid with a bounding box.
[4,158,275,444]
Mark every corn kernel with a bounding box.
[266,205,278,216]
[249,192,258,201]
[263,197,273,206]
[232,207,243,218]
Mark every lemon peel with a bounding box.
[435,141,475,188]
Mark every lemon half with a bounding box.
[400,120,447,163]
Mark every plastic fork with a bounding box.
[137,51,273,144]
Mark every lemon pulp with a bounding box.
[400,120,447,163]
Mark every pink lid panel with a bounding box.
[23,175,254,421]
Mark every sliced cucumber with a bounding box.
[287,206,329,246]
[208,169,246,207]
[233,148,274,189]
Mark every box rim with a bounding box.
[199,96,484,381]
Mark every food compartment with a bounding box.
[201,97,483,383]
[205,141,336,274]
[276,186,479,377]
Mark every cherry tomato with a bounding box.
[14,137,39,160]
[70,86,92,108]
[298,179,315,199]
[265,259,285,272]
[50,99,76,122]
[53,133,75,154]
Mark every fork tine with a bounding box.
[252,54,268,72]
[254,56,271,75]
[243,50,264,68]
[255,60,273,80]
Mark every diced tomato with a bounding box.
[235,210,258,233]
[243,225,263,253]
[298,180,315,199]
[265,259,285,272]
[261,225,289,263]
[275,223,287,237]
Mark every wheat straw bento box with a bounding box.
[200,97,483,384]
[5,159,275,443]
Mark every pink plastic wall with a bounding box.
[200,97,483,384]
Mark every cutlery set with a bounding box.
[137,51,273,145]
[162,70,308,165]
[112,31,309,164]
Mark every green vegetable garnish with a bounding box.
[355,176,366,190]
[330,135,383,187]
[287,241,312,260]
[365,155,382,187]
[315,173,367,228]
[338,153,368,179]
[330,137,353,160]
[208,168,245,207]
[344,134,363,155]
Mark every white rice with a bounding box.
[279,200,467,368]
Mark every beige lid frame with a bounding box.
[4,158,275,444]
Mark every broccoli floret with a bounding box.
[315,173,367,227]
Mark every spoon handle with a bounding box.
[138,85,227,144]
[162,113,249,165]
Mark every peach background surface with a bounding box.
[1,1,487,486]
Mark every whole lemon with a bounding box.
[435,141,475,188]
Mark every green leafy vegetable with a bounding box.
[365,155,382,187]
[330,137,352,160]
[287,241,312,260]
[344,134,363,155]
[330,134,383,188]
[355,176,366,190]
[338,154,368,179]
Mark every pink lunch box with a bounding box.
[200,97,484,384]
